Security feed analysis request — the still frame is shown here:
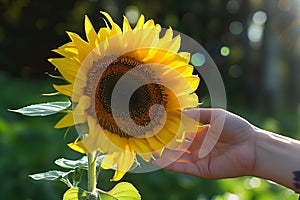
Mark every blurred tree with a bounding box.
[262,1,282,110]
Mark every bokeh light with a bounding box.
[243,177,261,189]
[191,52,206,67]
[165,14,179,27]
[278,0,292,12]
[229,21,243,35]
[228,65,242,78]
[247,10,267,47]
[249,177,261,188]
[125,6,140,24]
[253,11,267,25]
[226,0,240,14]
[247,24,263,43]
[220,46,230,56]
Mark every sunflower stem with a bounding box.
[88,152,97,194]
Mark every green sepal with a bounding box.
[41,91,61,96]
[45,72,66,80]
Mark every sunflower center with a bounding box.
[93,56,167,138]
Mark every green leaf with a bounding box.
[98,193,117,200]
[55,155,138,172]
[29,170,73,181]
[99,182,141,200]
[55,155,105,170]
[9,101,71,116]
[63,187,89,200]
[55,157,89,169]
[73,168,84,186]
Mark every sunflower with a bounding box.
[49,11,200,181]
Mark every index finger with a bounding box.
[182,108,214,123]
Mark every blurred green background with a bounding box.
[1,0,300,199]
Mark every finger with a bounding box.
[153,151,191,170]
[153,158,199,177]
[185,124,210,140]
[187,125,209,152]
[182,108,214,123]
[180,140,192,152]
[160,148,192,162]
[176,125,209,153]
[185,132,197,140]
[198,126,221,158]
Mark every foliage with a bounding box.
[2,72,298,199]
[28,156,140,200]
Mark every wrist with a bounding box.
[253,128,300,192]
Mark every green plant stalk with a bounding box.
[88,152,97,194]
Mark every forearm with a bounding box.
[253,128,300,193]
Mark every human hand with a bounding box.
[154,108,257,179]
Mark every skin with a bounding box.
[153,108,300,193]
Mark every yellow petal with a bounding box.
[100,11,114,27]
[164,75,198,96]
[101,142,136,179]
[177,93,199,109]
[84,15,98,47]
[178,52,190,62]
[160,28,173,43]
[67,31,92,62]
[185,75,200,92]
[122,16,132,32]
[164,116,181,133]
[48,58,79,83]
[52,45,79,59]
[80,136,98,153]
[55,112,74,128]
[174,64,194,77]
[128,138,151,154]
[146,50,188,70]
[112,146,135,181]
[146,136,165,151]
[135,15,145,29]
[97,27,110,43]
[143,19,155,28]
[77,117,100,153]
[97,130,112,153]
[157,34,181,53]
[56,96,90,129]
[56,42,78,54]
[108,134,126,151]
[100,11,122,36]
[122,30,134,50]
[53,84,73,97]
[111,170,126,182]
[181,112,202,132]
[101,153,116,170]
[68,141,88,154]
[73,95,91,124]
[155,128,176,147]
[137,152,152,162]
[156,28,179,53]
